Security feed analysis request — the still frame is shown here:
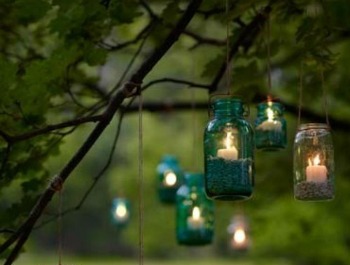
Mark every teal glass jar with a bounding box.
[156,155,184,204]
[294,123,334,201]
[204,98,254,201]
[176,173,214,246]
[111,198,131,228]
[254,101,287,150]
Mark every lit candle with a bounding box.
[306,154,328,182]
[187,206,204,229]
[217,131,238,160]
[114,203,129,221]
[163,171,177,186]
[257,107,282,131]
[233,228,246,245]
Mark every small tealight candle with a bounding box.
[114,203,129,221]
[306,154,328,182]
[163,171,177,186]
[257,107,282,131]
[217,131,238,160]
[187,206,204,229]
[233,228,246,245]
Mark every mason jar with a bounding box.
[111,198,131,228]
[294,123,334,201]
[176,173,214,246]
[156,155,184,204]
[254,101,287,150]
[204,98,254,201]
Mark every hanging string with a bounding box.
[191,87,197,171]
[137,88,144,265]
[320,68,330,126]
[57,188,63,265]
[298,62,304,126]
[266,14,272,96]
[225,0,231,96]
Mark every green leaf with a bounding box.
[109,0,141,24]
[161,1,180,24]
[13,0,51,23]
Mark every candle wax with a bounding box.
[217,147,238,160]
[306,165,327,182]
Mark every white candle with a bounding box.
[187,206,204,229]
[306,154,328,182]
[115,203,129,221]
[217,131,238,160]
[256,107,282,131]
[163,171,177,186]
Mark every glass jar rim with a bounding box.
[298,123,330,131]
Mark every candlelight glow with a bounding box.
[233,228,246,244]
[192,206,201,220]
[164,171,177,186]
[224,131,234,149]
[115,204,127,218]
[308,154,321,166]
[267,107,274,122]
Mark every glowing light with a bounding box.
[192,206,201,220]
[115,204,127,219]
[233,228,246,244]
[266,107,274,122]
[224,131,234,149]
[164,171,177,186]
[308,153,321,166]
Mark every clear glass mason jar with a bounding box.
[204,98,254,201]
[176,173,214,246]
[293,123,334,201]
[254,101,287,150]
[156,155,184,204]
[111,198,131,228]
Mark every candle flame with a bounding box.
[192,206,201,220]
[233,228,246,244]
[308,154,321,166]
[267,107,274,122]
[115,204,127,218]
[164,171,177,186]
[225,131,234,149]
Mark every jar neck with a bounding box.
[161,155,179,166]
[256,101,284,117]
[298,123,330,131]
[212,98,244,118]
[184,173,203,187]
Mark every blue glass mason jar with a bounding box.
[294,123,334,201]
[176,173,214,246]
[204,98,254,201]
[111,198,131,228]
[254,101,287,150]
[156,155,184,204]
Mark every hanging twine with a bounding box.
[298,62,304,126]
[266,14,272,96]
[57,189,63,265]
[320,68,330,127]
[137,87,144,265]
[225,0,232,96]
[191,87,197,171]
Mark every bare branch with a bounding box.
[142,78,211,90]
[1,0,203,262]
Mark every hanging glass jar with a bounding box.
[227,214,250,252]
[254,100,287,150]
[294,123,334,201]
[111,198,131,228]
[204,98,254,201]
[156,155,184,204]
[176,172,214,246]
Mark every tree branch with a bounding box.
[1,0,203,262]
[142,78,211,90]
[0,115,103,144]
[210,5,272,92]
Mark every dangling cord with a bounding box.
[298,62,304,127]
[191,87,197,171]
[57,188,63,265]
[137,88,144,265]
[225,0,231,96]
[266,14,272,97]
[320,68,330,127]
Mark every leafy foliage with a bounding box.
[1,0,350,264]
